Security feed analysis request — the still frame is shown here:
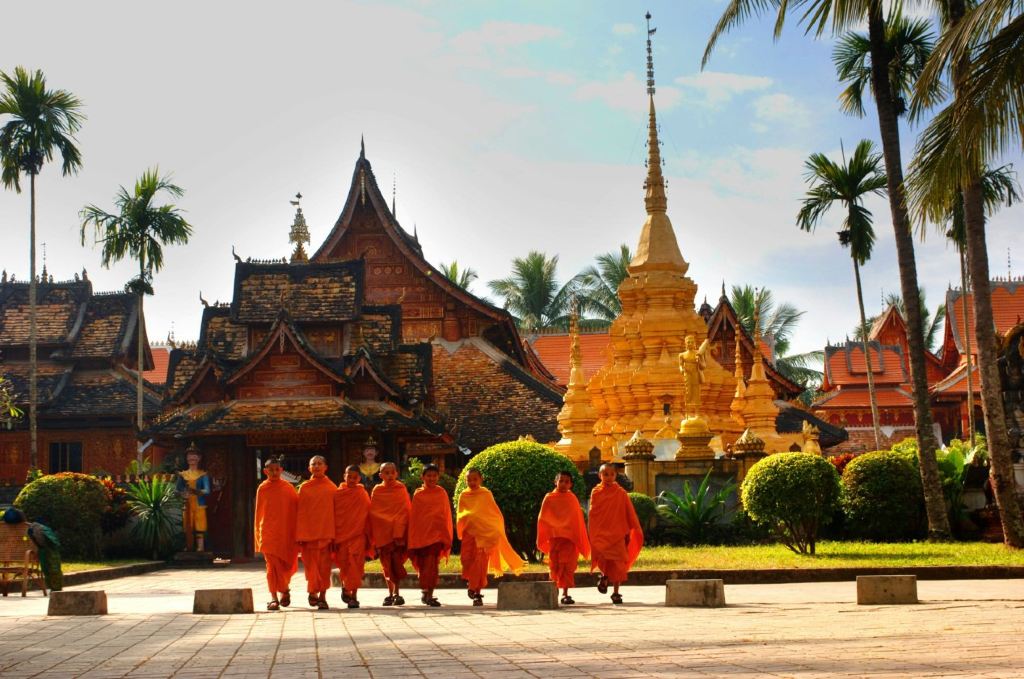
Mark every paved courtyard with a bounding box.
[0,564,1021,678]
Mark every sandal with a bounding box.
[560,595,574,605]
[426,597,441,607]
[383,595,395,606]
[467,588,477,600]
[597,575,608,594]
[316,599,329,610]
[341,590,352,604]
[472,596,483,607]
[393,595,405,606]
[610,593,623,605]
[267,601,280,611]
[348,600,360,609]
[280,591,291,607]
[308,593,318,607]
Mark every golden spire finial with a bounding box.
[734,329,745,383]
[628,12,686,274]
[288,192,310,263]
[643,12,666,216]
[752,287,761,343]
[568,295,583,386]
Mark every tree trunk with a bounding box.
[137,256,145,466]
[963,183,1024,547]
[959,249,976,446]
[947,0,1023,547]
[28,172,38,471]
[866,5,951,539]
[853,258,883,450]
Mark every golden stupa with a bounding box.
[555,15,790,463]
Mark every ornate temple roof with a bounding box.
[820,340,908,391]
[942,279,1024,363]
[230,260,363,324]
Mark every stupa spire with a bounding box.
[288,192,310,263]
[629,11,687,274]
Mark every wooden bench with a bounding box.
[0,522,48,597]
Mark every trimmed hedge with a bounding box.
[842,450,925,541]
[14,473,108,559]
[454,441,584,560]
[741,453,840,554]
[629,492,658,531]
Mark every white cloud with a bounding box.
[499,67,576,86]
[674,70,773,106]
[752,93,811,130]
[612,23,637,35]
[450,21,562,54]
[574,72,681,113]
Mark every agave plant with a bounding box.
[656,471,737,545]
[127,476,182,559]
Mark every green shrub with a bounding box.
[14,472,108,559]
[629,492,658,531]
[841,450,924,541]
[402,457,457,498]
[657,471,737,545]
[741,453,840,555]
[127,477,183,560]
[453,441,584,560]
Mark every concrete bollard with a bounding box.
[47,590,108,616]
[665,579,726,607]
[496,581,558,610]
[856,575,918,605]
[193,588,254,614]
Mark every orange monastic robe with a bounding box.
[456,487,524,591]
[370,482,412,587]
[408,485,453,591]
[295,476,336,594]
[333,483,372,594]
[588,481,643,585]
[537,490,590,589]
[254,478,299,595]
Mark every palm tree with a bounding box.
[80,169,192,463]
[704,0,953,540]
[797,139,887,450]
[488,251,577,333]
[576,244,632,321]
[0,67,84,470]
[911,0,1024,547]
[729,285,823,391]
[437,260,478,291]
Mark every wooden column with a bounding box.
[229,437,251,559]
[327,432,344,484]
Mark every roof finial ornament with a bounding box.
[288,192,310,263]
[41,242,48,282]
[360,135,365,159]
[721,280,727,299]
[392,171,397,218]
[642,11,666,216]
[752,287,761,343]
[413,223,419,243]
[1008,247,1012,279]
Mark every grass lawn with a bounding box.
[363,542,1024,573]
[62,559,153,574]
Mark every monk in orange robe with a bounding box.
[408,463,453,607]
[333,464,372,609]
[537,470,590,605]
[254,457,299,611]
[588,463,643,604]
[369,461,411,606]
[456,467,524,606]
[295,455,336,609]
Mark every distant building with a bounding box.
[0,273,160,481]
[813,279,1024,452]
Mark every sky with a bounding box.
[1,0,1022,359]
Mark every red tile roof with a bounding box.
[930,362,981,396]
[945,280,1024,355]
[822,341,907,390]
[814,386,914,408]
[530,332,610,387]
[144,346,170,385]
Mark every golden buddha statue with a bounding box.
[678,335,710,418]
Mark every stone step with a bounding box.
[193,588,254,614]
[665,579,726,607]
[496,581,558,610]
[48,590,108,616]
[856,575,918,605]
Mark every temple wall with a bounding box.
[0,428,139,482]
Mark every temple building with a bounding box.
[0,271,160,481]
[145,144,563,556]
[550,18,844,494]
[813,279,1024,452]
